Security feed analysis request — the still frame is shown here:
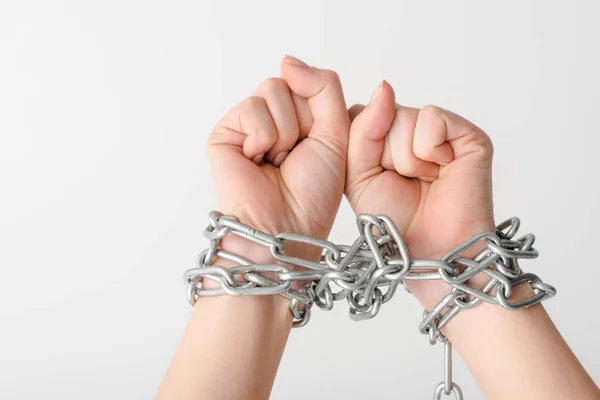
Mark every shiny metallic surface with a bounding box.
[434,382,463,400]
[182,212,557,399]
[444,340,454,394]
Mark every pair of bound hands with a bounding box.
[208,55,495,309]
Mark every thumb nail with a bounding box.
[284,55,309,68]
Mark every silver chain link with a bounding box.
[183,211,557,398]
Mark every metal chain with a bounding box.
[182,211,557,399]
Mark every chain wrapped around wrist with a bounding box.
[182,211,556,400]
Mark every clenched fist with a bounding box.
[345,81,495,308]
[160,59,600,400]
[207,56,350,263]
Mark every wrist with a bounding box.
[406,218,498,309]
[442,280,536,342]
[213,208,326,265]
[198,213,323,321]
[194,238,295,331]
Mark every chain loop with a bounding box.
[434,382,464,400]
[433,340,463,400]
[182,212,557,399]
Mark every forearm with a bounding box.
[163,55,348,400]
[157,292,292,400]
[408,227,599,398]
[157,232,320,400]
[444,284,600,399]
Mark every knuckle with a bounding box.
[244,95,267,111]
[487,137,494,155]
[279,129,299,140]
[412,141,428,156]
[318,69,341,85]
[478,132,494,156]
[257,131,278,145]
[260,77,288,93]
[207,129,221,147]
[241,97,277,139]
[397,155,424,176]
[259,126,278,140]
[480,130,493,148]
[467,130,494,160]
[419,104,443,120]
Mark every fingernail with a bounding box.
[284,55,309,67]
[272,151,288,167]
[252,152,265,164]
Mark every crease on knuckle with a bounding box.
[463,130,494,160]
[208,126,241,147]
[310,69,341,98]
[242,97,277,141]
[279,129,300,144]
[319,69,341,85]
[418,104,493,160]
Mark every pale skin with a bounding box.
[157,56,600,400]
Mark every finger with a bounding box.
[208,96,277,165]
[290,92,313,140]
[346,80,396,187]
[280,55,350,155]
[252,78,300,166]
[348,103,394,170]
[413,105,493,165]
[387,105,439,181]
[348,104,365,122]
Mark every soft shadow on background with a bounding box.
[1,1,599,399]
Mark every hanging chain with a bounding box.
[182,211,556,399]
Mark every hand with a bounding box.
[208,56,350,263]
[157,58,349,400]
[344,81,495,307]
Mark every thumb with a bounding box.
[280,55,350,156]
[346,80,396,187]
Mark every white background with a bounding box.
[1,1,599,399]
